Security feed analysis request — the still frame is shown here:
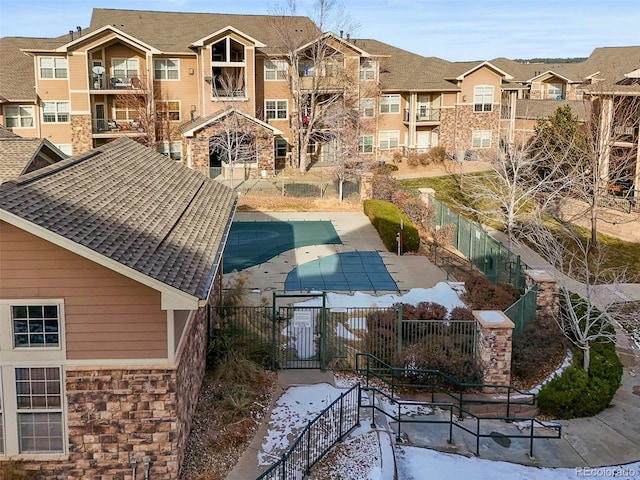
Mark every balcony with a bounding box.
[89,74,144,91]
[403,108,441,123]
[92,119,146,136]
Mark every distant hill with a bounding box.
[514,57,588,64]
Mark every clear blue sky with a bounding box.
[1,0,638,62]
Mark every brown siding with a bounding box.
[0,221,167,360]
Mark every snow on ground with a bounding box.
[294,282,467,311]
[396,447,640,480]
[259,382,640,480]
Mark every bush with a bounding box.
[462,274,520,310]
[377,163,398,175]
[428,146,447,163]
[402,301,448,320]
[371,174,399,202]
[363,199,420,252]
[418,152,431,166]
[392,151,404,164]
[537,343,622,419]
[512,313,565,382]
[400,344,484,387]
[449,306,474,320]
[402,197,434,232]
[407,152,419,167]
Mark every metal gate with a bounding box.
[272,292,345,370]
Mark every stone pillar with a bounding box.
[525,269,560,317]
[418,187,436,206]
[474,310,515,390]
[360,172,373,200]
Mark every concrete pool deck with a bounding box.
[226,211,448,304]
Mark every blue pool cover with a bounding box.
[285,251,398,292]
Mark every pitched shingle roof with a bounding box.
[0,36,65,101]
[0,137,67,183]
[0,137,237,299]
[350,39,456,91]
[514,99,591,121]
[89,8,320,54]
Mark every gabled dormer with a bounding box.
[191,26,265,105]
[528,71,573,100]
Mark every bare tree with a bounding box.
[531,95,640,245]
[207,76,263,188]
[113,78,178,149]
[268,0,361,173]
[521,220,638,371]
[458,138,569,246]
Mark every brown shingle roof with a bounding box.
[350,39,456,91]
[0,36,65,101]
[89,8,320,54]
[0,137,66,183]
[0,137,237,299]
[514,99,591,121]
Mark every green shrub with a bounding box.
[538,344,622,419]
[363,199,420,252]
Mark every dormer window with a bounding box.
[211,37,246,99]
[212,38,245,63]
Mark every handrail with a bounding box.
[355,353,536,418]
[256,383,360,479]
[361,384,561,457]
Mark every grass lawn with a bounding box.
[400,174,640,280]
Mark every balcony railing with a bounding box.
[92,119,146,135]
[89,75,144,91]
[403,108,441,123]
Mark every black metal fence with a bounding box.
[256,383,361,480]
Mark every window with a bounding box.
[12,305,60,348]
[55,144,72,155]
[358,135,374,153]
[157,101,181,121]
[473,86,493,112]
[154,59,179,80]
[359,98,375,118]
[114,102,139,122]
[265,100,287,120]
[298,61,315,77]
[472,130,492,148]
[15,367,63,453]
[379,131,399,150]
[359,59,376,81]
[265,60,288,81]
[275,138,288,157]
[547,83,563,99]
[39,57,67,79]
[4,106,34,128]
[380,94,400,114]
[42,102,69,123]
[212,38,245,63]
[307,140,316,154]
[112,58,139,80]
[158,141,182,161]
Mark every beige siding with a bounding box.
[0,221,167,360]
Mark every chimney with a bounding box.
[69,30,74,41]
[76,26,82,37]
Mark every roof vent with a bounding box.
[69,30,74,41]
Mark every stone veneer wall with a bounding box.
[188,117,276,177]
[70,114,93,153]
[21,303,210,479]
[474,311,515,390]
[525,269,560,318]
[438,106,500,154]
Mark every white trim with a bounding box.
[527,70,574,83]
[167,310,175,363]
[455,61,513,80]
[181,108,282,137]
[191,25,266,48]
[154,58,181,81]
[0,212,199,310]
[265,99,288,120]
[54,25,160,54]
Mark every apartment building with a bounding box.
[0,9,638,191]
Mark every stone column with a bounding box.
[524,269,560,317]
[474,310,515,390]
[418,187,436,206]
[360,172,373,200]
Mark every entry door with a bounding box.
[417,131,430,152]
[94,103,105,132]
